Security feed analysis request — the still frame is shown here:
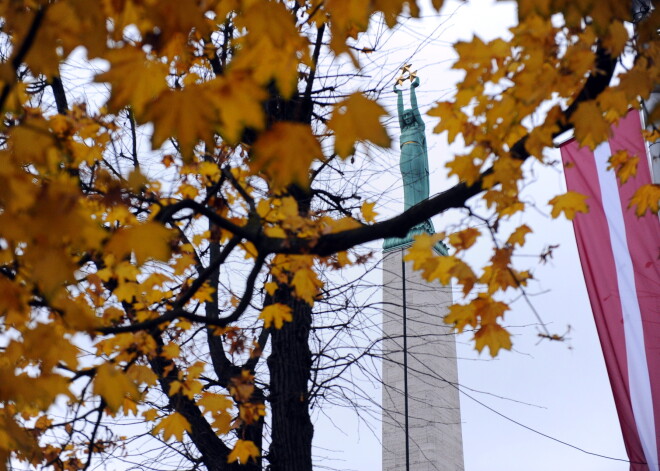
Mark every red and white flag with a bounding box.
[560,111,660,471]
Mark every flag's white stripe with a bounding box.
[594,141,659,471]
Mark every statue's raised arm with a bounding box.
[392,66,430,211]
[409,76,424,128]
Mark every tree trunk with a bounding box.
[267,287,314,471]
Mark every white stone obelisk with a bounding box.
[383,66,463,471]
[382,244,464,471]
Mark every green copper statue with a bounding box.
[383,65,446,254]
[395,73,429,210]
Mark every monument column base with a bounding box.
[382,247,464,471]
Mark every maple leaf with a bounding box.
[153,412,191,442]
[428,101,468,143]
[251,122,322,189]
[445,154,481,186]
[444,303,477,333]
[327,93,391,158]
[448,228,480,252]
[233,1,309,97]
[94,364,139,413]
[126,365,158,387]
[629,184,660,217]
[143,83,218,158]
[105,222,172,265]
[474,323,512,357]
[607,150,639,184]
[259,303,293,329]
[95,47,169,116]
[169,378,204,399]
[197,393,233,413]
[361,201,378,223]
[570,101,610,150]
[372,0,420,27]
[228,439,260,465]
[403,233,444,271]
[506,225,532,247]
[602,20,629,57]
[548,191,589,220]
[291,267,323,306]
[207,73,266,144]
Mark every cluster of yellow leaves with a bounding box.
[422,1,660,358]
[404,226,535,357]
[0,0,657,467]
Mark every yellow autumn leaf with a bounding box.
[327,93,391,158]
[403,233,444,271]
[474,323,512,357]
[473,294,510,324]
[445,154,481,186]
[169,378,204,399]
[264,282,278,296]
[126,364,158,387]
[444,303,477,333]
[152,412,191,442]
[291,267,323,305]
[197,393,233,413]
[105,222,172,265]
[95,47,169,116]
[506,224,532,247]
[361,201,378,223]
[548,191,589,220]
[161,343,180,360]
[448,228,480,252]
[94,363,139,413]
[207,73,266,144]
[251,122,323,189]
[602,20,629,57]
[373,0,420,27]
[428,101,468,144]
[629,184,660,217]
[233,1,308,98]
[607,150,639,184]
[259,303,293,329]
[570,101,610,150]
[142,409,159,422]
[227,439,260,465]
[143,84,218,157]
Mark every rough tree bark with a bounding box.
[267,286,314,471]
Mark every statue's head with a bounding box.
[402,109,414,126]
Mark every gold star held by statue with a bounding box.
[395,64,417,86]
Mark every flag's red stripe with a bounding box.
[608,111,660,461]
[561,136,649,470]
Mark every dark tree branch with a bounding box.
[50,75,69,114]
[0,6,47,110]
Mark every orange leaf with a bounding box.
[506,225,532,247]
[448,228,480,252]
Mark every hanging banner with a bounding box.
[560,110,660,471]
